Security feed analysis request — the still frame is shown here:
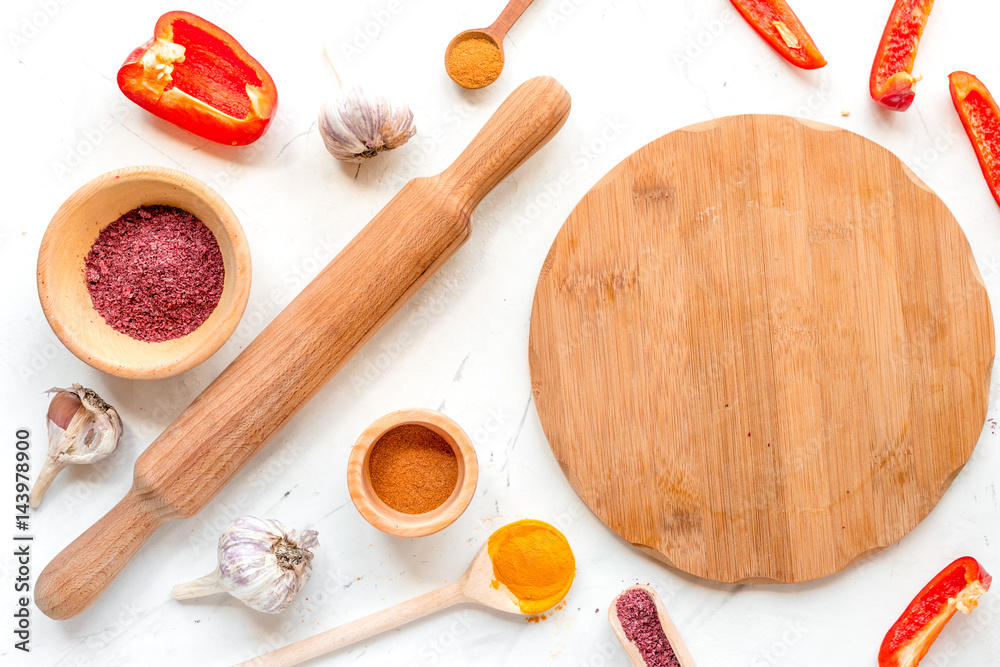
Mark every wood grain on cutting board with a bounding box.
[529,114,994,584]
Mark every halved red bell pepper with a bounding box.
[950,71,1000,208]
[117,11,278,146]
[729,0,826,70]
[869,0,935,111]
[878,556,992,667]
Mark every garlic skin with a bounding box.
[318,85,416,162]
[30,384,123,508]
[173,515,320,614]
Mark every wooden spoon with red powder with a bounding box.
[609,585,698,667]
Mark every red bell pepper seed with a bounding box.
[878,557,992,667]
[117,11,278,146]
[869,0,935,111]
[729,0,826,70]
[950,71,1000,209]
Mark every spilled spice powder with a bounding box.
[367,424,458,514]
[526,600,566,623]
[85,205,224,342]
[447,35,504,89]
[615,589,680,667]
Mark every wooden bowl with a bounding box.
[37,166,251,379]
[347,409,478,537]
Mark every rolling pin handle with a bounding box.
[438,76,571,213]
[35,488,170,620]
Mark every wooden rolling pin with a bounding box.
[35,76,571,620]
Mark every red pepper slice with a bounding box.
[878,557,992,667]
[950,71,1000,208]
[729,0,826,70]
[117,11,278,146]
[869,0,935,111]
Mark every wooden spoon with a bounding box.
[609,585,697,667]
[235,542,534,667]
[445,0,535,88]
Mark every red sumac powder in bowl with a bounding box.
[85,205,224,342]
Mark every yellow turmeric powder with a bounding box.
[487,519,575,614]
[446,34,504,89]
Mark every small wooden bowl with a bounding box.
[348,409,478,537]
[37,166,251,379]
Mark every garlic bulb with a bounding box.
[30,384,123,508]
[318,85,416,162]
[173,515,319,613]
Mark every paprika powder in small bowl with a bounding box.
[37,166,251,379]
[348,408,478,538]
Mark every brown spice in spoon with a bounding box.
[447,35,504,89]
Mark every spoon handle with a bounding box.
[236,581,467,667]
[487,0,536,41]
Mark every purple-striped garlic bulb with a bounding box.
[318,85,416,162]
[172,515,320,613]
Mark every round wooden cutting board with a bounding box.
[529,115,994,584]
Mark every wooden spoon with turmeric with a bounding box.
[237,520,574,667]
[445,0,535,89]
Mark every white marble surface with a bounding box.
[3,0,1000,665]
